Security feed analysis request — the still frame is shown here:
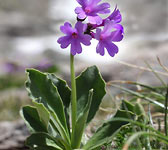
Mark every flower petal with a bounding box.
[110,30,124,42]
[105,42,118,57]
[60,22,74,35]
[94,3,110,14]
[76,0,88,7]
[94,28,101,40]
[80,34,92,45]
[108,6,122,23]
[70,41,77,55]
[88,15,102,25]
[57,36,71,48]
[113,24,124,33]
[89,0,101,5]
[96,42,105,56]
[76,41,82,54]
[71,40,82,55]
[75,7,87,19]
[102,19,115,35]
[75,21,87,33]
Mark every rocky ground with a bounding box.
[0,121,29,150]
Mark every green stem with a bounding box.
[70,54,77,146]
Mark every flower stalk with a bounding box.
[70,54,77,145]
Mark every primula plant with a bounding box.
[20,0,132,150]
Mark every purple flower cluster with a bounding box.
[57,0,124,57]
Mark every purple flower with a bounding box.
[107,6,122,23]
[75,0,110,25]
[57,21,92,55]
[94,19,124,57]
[88,6,122,31]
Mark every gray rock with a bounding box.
[0,120,29,150]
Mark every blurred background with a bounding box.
[0,0,167,149]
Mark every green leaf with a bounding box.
[122,81,158,92]
[123,131,168,150]
[76,66,106,123]
[33,101,50,129]
[26,69,69,137]
[49,111,71,145]
[111,84,165,108]
[47,74,71,108]
[72,89,93,148]
[21,106,48,132]
[83,110,134,150]
[47,74,71,134]
[121,100,135,113]
[134,102,146,116]
[47,74,71,133]
[150,91,165,101]
[26,132,63,150]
